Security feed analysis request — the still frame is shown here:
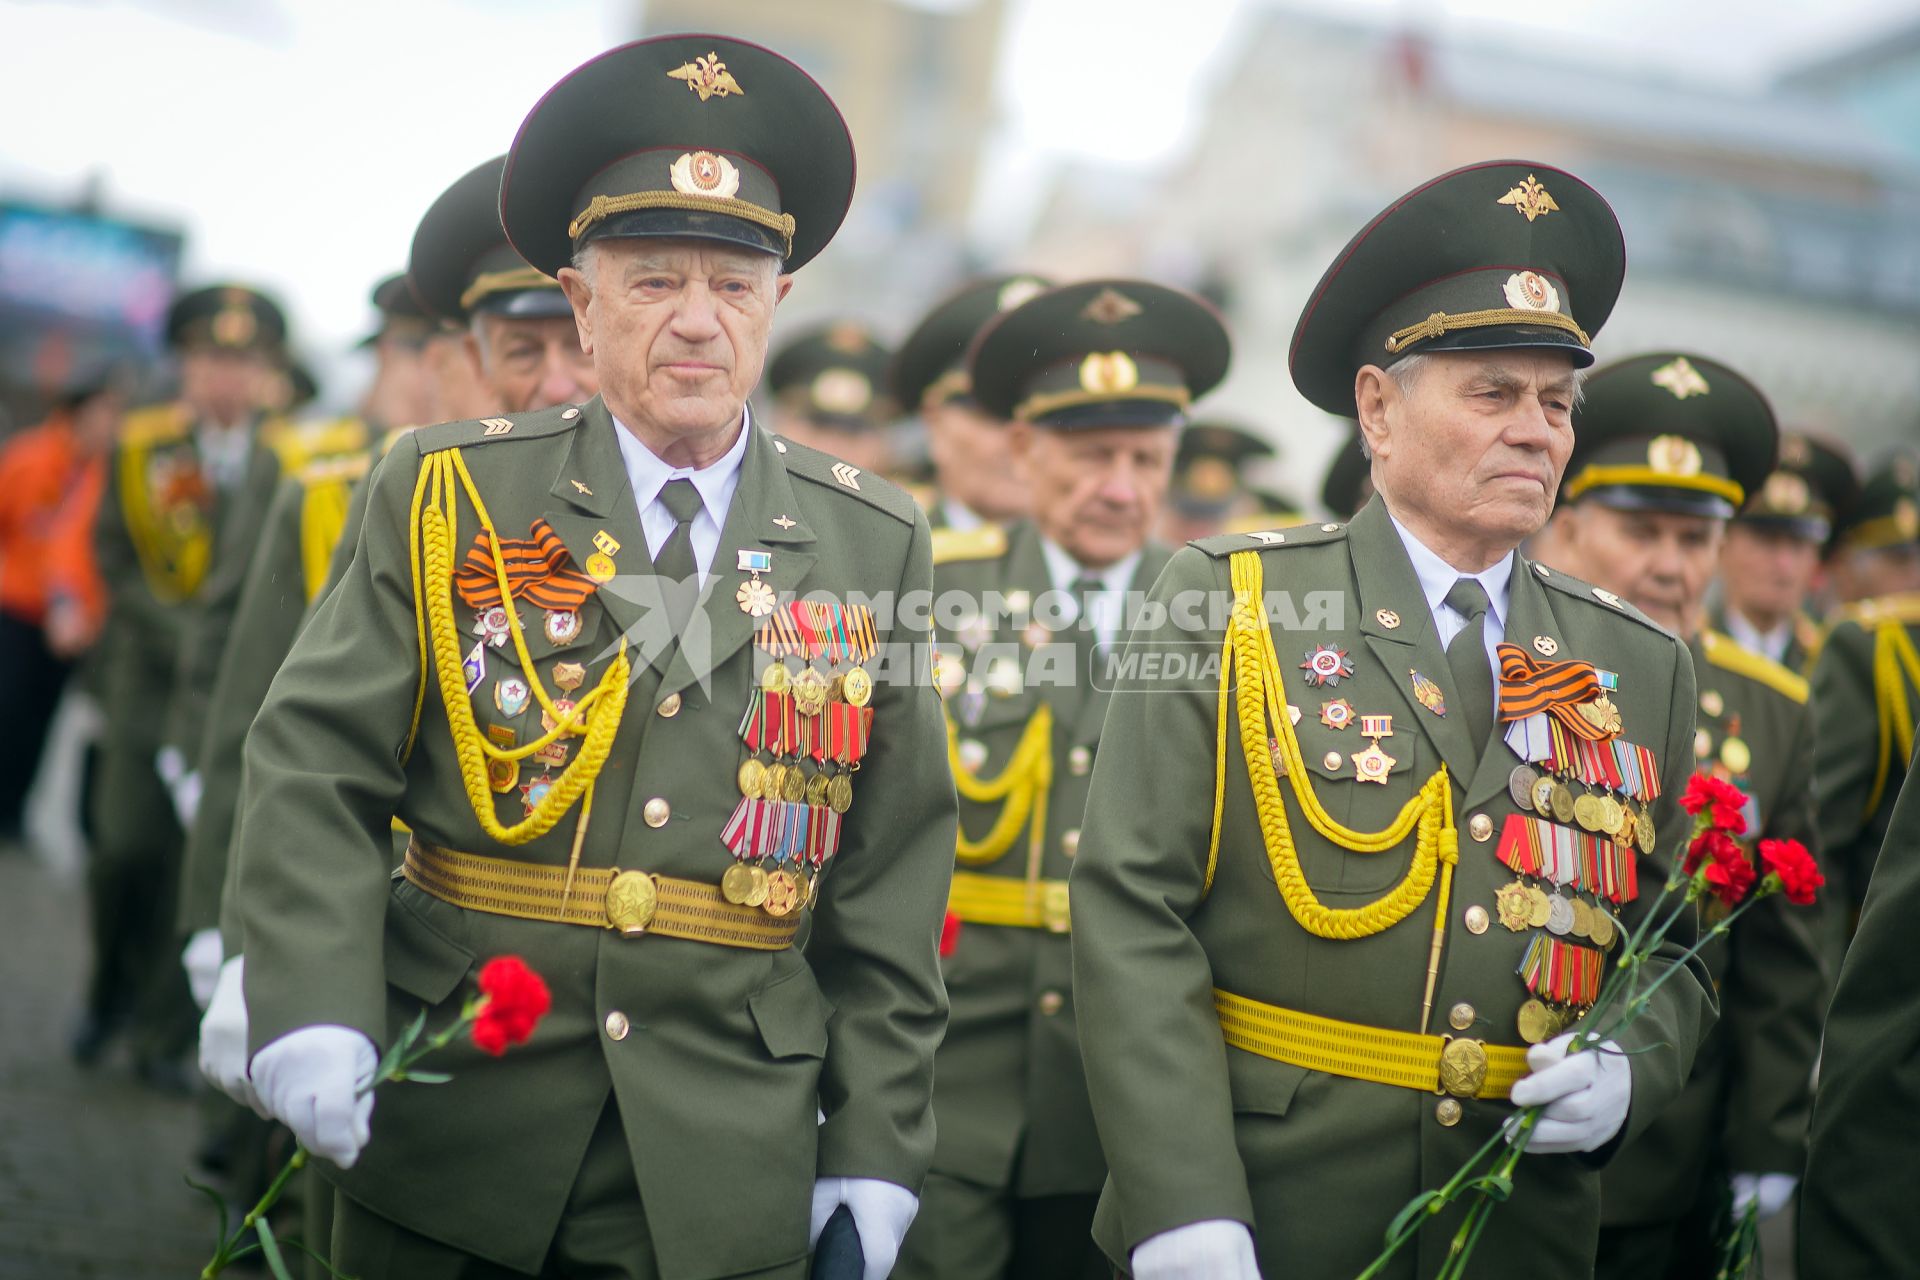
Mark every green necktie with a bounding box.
[1443,577,1494,750]
[652,479,703,631]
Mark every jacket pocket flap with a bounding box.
[749,966,833,1061]
[1225,1043,1309,1116]
[384,888,475,1006]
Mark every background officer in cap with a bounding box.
[353,273,441,435]
[1809,456,1920,946]
[191,153,599,1090]
[77,282,292,1076]
[1711,432,1858,672]
[1798,757,1920,1277]
[1547,353,1828,1277]
[891,274,1051,533]
[764,320,900,480]
[1070,161,1712,1280]
[1159,420,1275,545]
[232,36,954,1280]
[895,279,1227,1280]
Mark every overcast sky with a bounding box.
[3,0,1917,366]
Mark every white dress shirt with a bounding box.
[612,409,750,584]
[1389,514,1515,720]
[1722,607,1792,665]
[1039,535,1142,653]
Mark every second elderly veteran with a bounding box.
[191,152,598,1099]
[764,321,901,479]
[1547,354,1828,1278]
[894,280,1227,1280]
[890,274,1052,533]
[233,36,955,1280]
[1069,161,1713,1279]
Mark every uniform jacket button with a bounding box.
[643,797,670,827]
[1038,991,1064,1016]
[657,692,682,718]
[605,1011,630,1041]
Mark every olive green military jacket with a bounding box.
[1811,593,1920,937]
[180,454,369,936]
[1705,602,1819,676]
[237,399,957,1278]
[930,520,1171,1197]
[1799,742,1920,1279]
[1599,630,1828,1225]
[1069,500,1714,1280]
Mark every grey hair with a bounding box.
[1386,351,1588,405]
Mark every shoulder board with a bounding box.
[266,415,371,471]
[1192,519,1348,559]
[1701,629,1809,705]
[1839,592,1920,629]
[379,424,416,457]
[119,403,191,448]
[932,524,1008,566]
[1525,559,1673,637]
[298,450,372,488]
[776,436,918,526]
[413,403,578,454]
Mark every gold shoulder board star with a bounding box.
[1496,174,1560,222]
[571,480,593,496]
[772,514,797,530]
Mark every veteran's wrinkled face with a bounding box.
[560,239,791,445]
[1720,523,1822,625]
[1561,502,1724,636]
[925,397,1030,524]
[467,313,598,414]
[179,347,273,427]
[1011,421,1176,569]
[1357,350,1578,570]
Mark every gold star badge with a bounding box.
[1496,174,1560,223]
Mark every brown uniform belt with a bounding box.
[947,871,1071,932]
[1214,987,1531,1100]
[403,839,801,951]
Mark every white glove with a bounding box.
[1729,1172,1798,1221]
[182,927,224,1010]
[250,1025,378,1168]
[1508,1032,1632,1154]
[809,1177,918,1280]
[199,955,259,1112]
[1131,1220,1262,1280]
[171,770,203,828]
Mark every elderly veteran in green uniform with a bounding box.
[1546,353,1829,1278]
[192,153,596,1100]
[1798,750,1920,1278]
[353,273,442,435]
[1710,432,1857,673]
[232,36,954,1280]
[765,321,900,480]
[891,275,1051,533]
[1160,421,1274,546]
[895,280,1227,1280]
[77,283,293,1074]
[1069,161,1714,1280]
[1809,458,1920,943]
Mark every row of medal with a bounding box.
[719,599,880,915]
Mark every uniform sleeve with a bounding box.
[1812,623,1885,923]
[239,437,426,1055]
[1069,547,1256,1247]
[1600,633,1717,1154]
[1720,698,1827,1176]
[807,508,957,1190]
[178,478,308,937]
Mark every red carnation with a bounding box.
[471,955,551,1056]
[939,911,962,959]
[1759,838,1824,906]
[1680,773,1748,834]
[1685,827,1739,876]
[1702,849,1757,907]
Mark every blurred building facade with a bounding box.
[1019,9,1920,512]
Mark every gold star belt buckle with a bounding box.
[1438,1036,1490,1098]
[605,869,659,936]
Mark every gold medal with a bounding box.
[842,665,873,708]
[552,661,587,692]
[722,862,759,905]
[781,766,806,803]
[487,756,519,793]
[743,865,771,908]
[1550,782,1577,825]
[1636,808,1656,856]
[1532,777,1557,818]
[1720,736,1751,775]
[806,772,830,806]
[1589,909,1616,949]
[1517,999,1552,1045]
[764,870,800,918]
[1351,741,1396,784]
[1572,793,1601,832]
[1600,796,1623,836]
[762,763,787,802]
[586,552,616,582]
[1509,764,1539,810]
[1495,880,1532,932]
[737,759,766,798]
[826,772,853,814]
[1526,884,1553,930]
[794,667,829,715]
[761,662,791,694]
[1569,897,1594,939]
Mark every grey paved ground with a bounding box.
[0,852,213,1279]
